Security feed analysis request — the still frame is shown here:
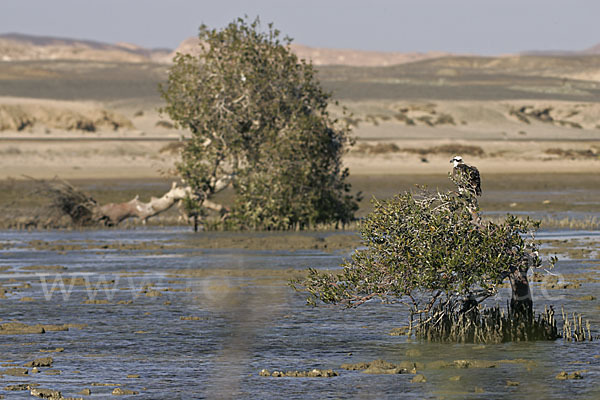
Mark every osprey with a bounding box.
[450,156,481,196]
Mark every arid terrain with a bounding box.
[0,34,599,222]
[1,34,600,399]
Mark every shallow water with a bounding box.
[0,228,599,399]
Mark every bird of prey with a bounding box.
[450,156,481,196]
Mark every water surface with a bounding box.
[0,228,598,399]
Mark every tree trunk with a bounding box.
[508,266,533,319]
[97,182,192,225]
[96,181,229,226]
[33,177,232,228]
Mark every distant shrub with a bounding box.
[510,106,582,129]
[394,113,416,125]
[343,116,361,128]
[159,141,185,155]
[155,120,174,129]
[434,113,455,125]
[557,120,582,129]
[401,144,485,157]
[353,142,400,154]
[545,148,599,159]
[509,108,531,124]
[365,114,379,126]
[416,115,434,126]
[430,144,484,157]
[0,146,22,155]
[0,104,132,132]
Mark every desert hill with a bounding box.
[170,37,448,67]
[4,32,600,70]
[584,43,600,55]
[0,33,449,67]
[520,41,600,56]
[321,53,600,83]
[0,33,172,63]
[291,43,446,66]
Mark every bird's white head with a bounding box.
[450,155,463,167]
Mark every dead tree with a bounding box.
[99,182,190,225]
[33,177,231,228]
[98,181,230,226]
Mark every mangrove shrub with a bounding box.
[295,186,559,341]
[160,17,359,229]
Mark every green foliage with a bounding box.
[159,17,359,229]
[296,188,548,311]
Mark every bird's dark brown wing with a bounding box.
[454,163,482,196]
[470,165,482,196]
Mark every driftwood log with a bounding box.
[98,182,229,226]
[33,177,230,228]
[98,181,230,226]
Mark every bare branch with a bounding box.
[99,182,193,225]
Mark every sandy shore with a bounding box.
[0,96,598,180]
[1,139,597,180]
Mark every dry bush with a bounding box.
[510,106,583,129]
[0,146,22,155]
[434,113,455,125]
[0,104,133,132]
[431,144,485,156]
[402,144,485,157]
[159,141,186,155]
[393,106,453,126]
[354,142,400,154]
[556,120,583,129]
[342,116,361,128]
[545,148,599,159]
[370,143,400,154]
[155,120,174,129]
[0,178,101,229]
[33,178,100,226]
[364,114,380,126]
[0,105,34,131]
[416,115,434,126]
[355,143,484,157]
[394,113,416,125]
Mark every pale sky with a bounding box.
[1,0,599,54]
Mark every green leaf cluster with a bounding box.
[160,17,359,229]
[297,189,544,310]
